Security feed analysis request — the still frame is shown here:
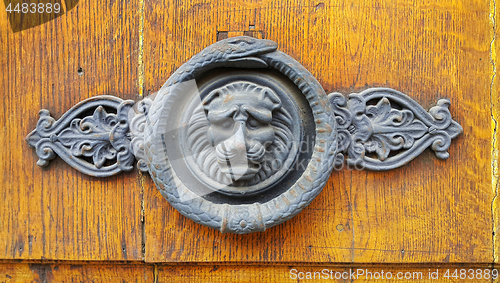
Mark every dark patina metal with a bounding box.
[26,36,463,233]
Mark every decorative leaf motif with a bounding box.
[25,96,136,177]
[328,88,463,171]
[362,98,428,160]
[58,106,118,168]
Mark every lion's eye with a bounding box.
[229,39,249,45]
[220,119,234,129]
[247,118,261,129]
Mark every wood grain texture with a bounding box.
[493,0,500,263]
[0,263,153,282]
[142,0,493,263]
[1,263,494,282]
[0,1,143,260]
[156,264,494,283]
[0,0,497,272]
[329,0,492,264]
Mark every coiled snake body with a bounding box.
[144,36,337,234]
[163,36,278,87]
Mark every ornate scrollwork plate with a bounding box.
[25,96,136,177]
[26,36,462,234]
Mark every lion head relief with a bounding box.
[187,81,294,186]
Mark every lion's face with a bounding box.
[187,81,293,187]
[204,83,281,182]
[206,99,276,181]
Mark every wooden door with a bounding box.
[0,0,498,281]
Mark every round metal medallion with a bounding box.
[143,37,337,234]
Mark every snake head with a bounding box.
[217,36,278,59]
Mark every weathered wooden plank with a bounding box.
[141,0,355,264]
[0,0,143,260]
[0,263,153,282]
[493,0,500,263]
[1,263,494,282]
[141,0,354,263]
[156,264,493,282]
[142,0,493,263]
[0,0,495,266]
[345,0,493,263]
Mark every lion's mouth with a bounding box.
[219,162,261,181]
[215,138,266,182]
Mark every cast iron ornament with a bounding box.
[26,36,463,234]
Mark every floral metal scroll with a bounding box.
[25,96,136,177]
[24,36,464,234]
[329,88,463,171]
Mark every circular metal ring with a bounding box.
[143,37,337,233]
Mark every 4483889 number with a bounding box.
[443,269,498,280]
[6,2,61,14]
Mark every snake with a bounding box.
[143,36,337,233]
[162,36,279,87]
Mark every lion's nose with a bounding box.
[232,121,247,152]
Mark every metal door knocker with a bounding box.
[26,36,463,234]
